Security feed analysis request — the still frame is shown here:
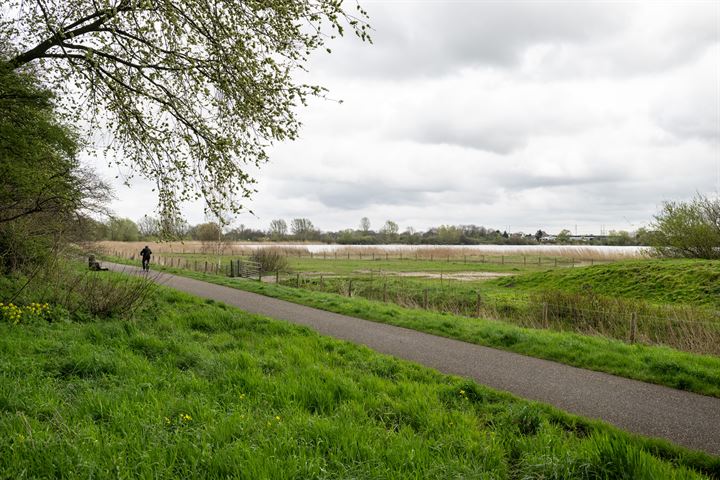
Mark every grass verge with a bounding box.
[1,272,718,478]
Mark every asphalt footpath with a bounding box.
[107,263,720,456]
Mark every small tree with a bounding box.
[107,218,140,241]
[268,219,288,240]
[137,216,160,239]
[649,195,720,259]
[556,229,572,244]
[359,217,371,233]
[290,218,315,241]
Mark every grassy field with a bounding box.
[0,269,717,478]
[100,240,635,275]
[492,259,720,309]
[104,256,720,398]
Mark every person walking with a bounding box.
[140,245,152,272]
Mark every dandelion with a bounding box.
[275,416,281,421]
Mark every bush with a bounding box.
[249,249,289,273]
[649,194,720,259]
[30,264,156,319]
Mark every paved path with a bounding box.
[109,263,720,456]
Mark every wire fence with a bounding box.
[106,248,616,269]
[278,273,720,356]
[107,251,720,355]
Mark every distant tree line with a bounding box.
[81,215,654,247]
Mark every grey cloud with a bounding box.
[276,178,444,210]
[413,125,525,155]
[500,173,625,190]
[313,2,717,80]
[313,2,628,78]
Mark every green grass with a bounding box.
[141,250,588,275]
[492,259,720,309]
[1,273,718,478]
[110,259,720,399]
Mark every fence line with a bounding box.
[108,248,620,269]
[107,251,719,354]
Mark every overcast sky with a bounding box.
[93,0,720,235]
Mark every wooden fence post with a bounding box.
[501,255,504,265]
[276,270,279,284]
[204,261,208,273]
[258,268,262,282]
[423,288,429,309]
[572,258,575,268]
[554,257,558,267]
[348,280,353,297]
[230,260,235,277]
[296,273,300,288]
[630,312,638,344]
[543,302,549,328]
[383,282,387,302]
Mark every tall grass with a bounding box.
[11,263,157,319]
[281,275,720,355]
[0,275,715,478]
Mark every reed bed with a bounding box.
[98,241,641,265]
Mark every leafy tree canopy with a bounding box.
[0,67,111,269]
[1,0,370,226]
[649,195,720,259]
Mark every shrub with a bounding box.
[31,265,156,319]
[249,249,289,273]
[649,194,720,259]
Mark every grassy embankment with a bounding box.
[0,269,718,478]
[105,256,720,398]
[492,259,720,309]
[274,259,720,355]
